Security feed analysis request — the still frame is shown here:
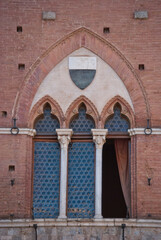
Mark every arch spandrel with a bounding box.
[14,27,149,127]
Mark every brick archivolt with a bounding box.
[14,27,149,127]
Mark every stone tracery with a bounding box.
[101,95,135,129]
[29,95,65,128]
[65,95,100,128]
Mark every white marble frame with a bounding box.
[91,129,108,219]
[56,129,73,219]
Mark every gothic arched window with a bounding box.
[70,105,95,133]
[67,104,95,218]
[34,104,60,135]
[33,104,60,218]
[104,104,130,133]
[103,103,130,218]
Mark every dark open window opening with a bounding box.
[102,139,127,218]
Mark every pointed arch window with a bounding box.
[70,104,95,133]
[33,103,60,218]
[103,103,130,218]
[104,104,130,133]
[67,104,95,218]
[35,104,60,135]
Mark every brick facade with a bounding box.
[0,0,161,223]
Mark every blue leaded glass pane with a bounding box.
[67,142,95,218]
[105,107,130,132]
[33,142,60,218]
[35,107,60,135]
[69,106,95,133]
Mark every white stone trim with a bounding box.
[0,128,36,136]
[56,129,73,219]
[0,219,161,228]
[69,57,96,69]
[128,128,161,136]
[91,129,108,135]
[42,11,56,20]
[92,129,108,219]
[56,128,73,147]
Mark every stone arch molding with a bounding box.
[29,95,65,128]
[14,27,150,127]
[65,95,99,128]
[101,95,135,129]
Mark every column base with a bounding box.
[94,214,103,219]
[58,215,67,220]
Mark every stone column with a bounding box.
[92,129,108,219]
[56,129,73,219]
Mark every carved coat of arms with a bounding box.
[69,57,96,90]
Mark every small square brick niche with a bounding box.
[139,64,145,70]
[1,111,7,117]
[18,64,25,70]
[17,26,22,32]
[9,165,15,171]
[103,27,110,34]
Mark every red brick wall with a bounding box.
[136,135,161,219]
[0,0,161,219]
[0,135,32,218]
[1,0,161,127]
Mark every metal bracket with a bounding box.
[10,179,15,186]
[10,118,19,135]
[121,224,126,240]
[144,119,152,135]
[148,177,151,186]
[33,224,37,240]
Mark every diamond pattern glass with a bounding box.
[33,142,60,218]
[67,142,95,218]
[35,106,60,135]
[69,106,95,133]
[105,106,130,132]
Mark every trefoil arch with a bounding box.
[29,95,65,128]
[101,95,135,129]
[65,95,99,128]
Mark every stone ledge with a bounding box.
[1,219,161,228]
[0,128,36,136]
[128,128,161,136]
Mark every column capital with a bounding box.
[56,129,73,148]
[91,129,108,149]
